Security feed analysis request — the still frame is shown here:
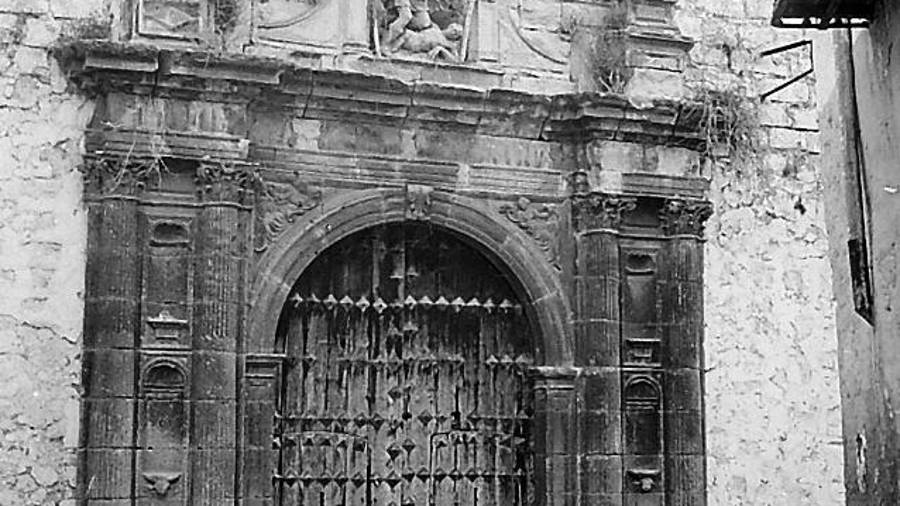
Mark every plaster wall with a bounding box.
[815,1,900,502]
[0,1,845,505]
[0,1,110,504]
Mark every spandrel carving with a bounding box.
[252,0,342,47]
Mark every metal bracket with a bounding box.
[759,40,813,102]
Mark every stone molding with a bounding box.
[55,41,708,150]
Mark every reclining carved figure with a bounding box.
[387,22,463,61]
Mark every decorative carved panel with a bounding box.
[622,248,661,366]
[374,0,474,62]
[138,0,204,38]
[252,0,343,48]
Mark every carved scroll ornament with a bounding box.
[571,193,637,231]
[499,197,559,269]
[254,172,323,252]
[658,199,713,237]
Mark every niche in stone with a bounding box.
[623,374,663,494]
[140,361,188,449]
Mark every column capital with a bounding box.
[571,193,638,232]
[658,198,713,237]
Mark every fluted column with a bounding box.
[192,163,255,503]
[80,160,143,503]
[659,199,712,506]
[570,193,636,505]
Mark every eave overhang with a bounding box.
[771,0,875,29]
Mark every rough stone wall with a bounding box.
[675,1,844,504]
[0,1,105,504]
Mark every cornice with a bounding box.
[55,41,707,150]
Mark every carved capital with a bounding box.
[81,157,155,197]
[195,161,260,204]
[659,199,713,237]
[499,197,560,269]
[253,172,323,253]
[571,193,637,232]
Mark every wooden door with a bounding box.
[274,223,536,506]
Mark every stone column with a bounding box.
[570,193,636,505]
[192,163,255,503]
[659,198,712,506]
[80,161,143,503]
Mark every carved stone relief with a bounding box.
[138,0,204,38]
[143,471,182,496]
[405,184,433,220]
[374,0,474,61]
[499,197,559,269]
[251,0,346,47]
[253,172,323,253]
[504,0,567,65]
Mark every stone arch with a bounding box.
[247,188,572,365]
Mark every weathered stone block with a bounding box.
[191,351,237,399]
[192,400,236,448]
[575,319,619,366]
[581,454,623,495]
[83,349,136,398]
[83,398,135,448]
[81,449,133,499]
[580,409,623,455]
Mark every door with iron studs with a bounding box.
[272,223,537,505]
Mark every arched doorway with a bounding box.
[272,222,538,505]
